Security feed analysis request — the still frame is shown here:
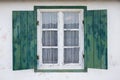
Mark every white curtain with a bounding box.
[64,12,80,64]
[42,12,80,64]
[42,12,58,64]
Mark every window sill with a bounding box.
[34,68,87,72]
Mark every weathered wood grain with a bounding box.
[86,10,107,69]
[13,11,36,70]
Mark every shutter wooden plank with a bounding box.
[13,12,21,70]
[85,11,94,68]
[20,12,28,69]
[33,11,37,70]
[27,11,36,69]
[13,11,36,70]
[93,11,101,68]
[86,10,107,69]
[100,10,107,69]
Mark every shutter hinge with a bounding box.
[37,55,39,60]
[82,20,84,24]
[36,21,39,25]
[83,54,85,58]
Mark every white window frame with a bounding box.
[37,9,84,69]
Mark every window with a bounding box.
[37,9,84,70]
[12,6,108,72]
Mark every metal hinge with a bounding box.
[83,54,85,58]
[82,20,84,24]
[37,55,39,60]
[36,21,39,25]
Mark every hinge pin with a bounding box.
[36,21,39,25]
[83,54,85,58]
[82,20,84,24]
[37,55,39,60]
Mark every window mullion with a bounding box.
[58,12,64,66]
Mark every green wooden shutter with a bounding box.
[85,10,107,69]
[13,11,37,70]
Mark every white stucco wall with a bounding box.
[0,1,120,80]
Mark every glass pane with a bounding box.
[42,48,58,64]
[64,48,79,64]
[64,12,79,29]
[42,31,57,46]
[64,31,79,46]
[42,12,57,29]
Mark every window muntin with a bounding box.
[37,9,84,69]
